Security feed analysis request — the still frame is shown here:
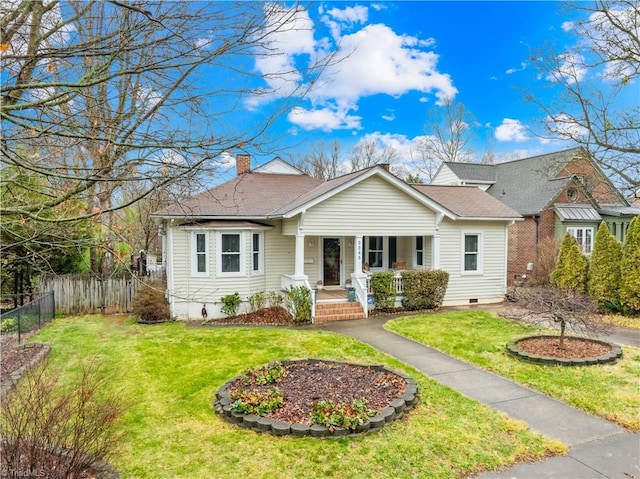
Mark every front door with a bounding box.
[323,238,341,286]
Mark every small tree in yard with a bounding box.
[551,233,588,291]
[588,222,622,309]
[619,215,640,314]
[510,287,609,349]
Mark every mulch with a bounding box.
[515,336,611,359]
[227,361,407,425]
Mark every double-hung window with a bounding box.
[220,233,242,274]
[415,236,424,267]
[368,236,383,268]
[252,233,264,273]
[463,233,482,274]
[192,232,208,276]
[567,227,593,254]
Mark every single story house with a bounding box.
[431,147,639,284]
[152,155,522,321]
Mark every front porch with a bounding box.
[282,234,431,323]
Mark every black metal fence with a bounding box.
[0,292,55,344]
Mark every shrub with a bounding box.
[588,222,622,308]
[267,291,284,308]
[220,292,242,317]
[620,215,640,314]
[0,317,18,333]
[0,359,125,479]
[240,361,286,386]
[370,271,395,311]
[231,388,284,416]
[550,233,587,291]
[284,286,312,324]
[531,236,562,285]
[311,398,375,431]
[247,291,266,313]
[132,281,170,323]
[401,270,449,311]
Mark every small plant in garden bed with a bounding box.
[240,361,286,386]
[231,388,284,416]
[311,398,375,431]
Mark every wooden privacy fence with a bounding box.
[39,271,165,316]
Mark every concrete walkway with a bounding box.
[315,315,640,479]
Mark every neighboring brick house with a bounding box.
[431,147,639,284]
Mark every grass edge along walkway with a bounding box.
[24,315,565,479]
[386,311,640,432]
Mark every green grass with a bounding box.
[387,311,640,431]
[28,315,564,479]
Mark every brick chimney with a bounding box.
[236,154,250,175]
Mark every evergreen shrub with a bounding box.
[401,270,449,311]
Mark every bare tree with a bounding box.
[532,0,640,195]
[507,287,610,349]
[414,98,476,179]
[1,1,334,277]
[350,138,398,171]
[293,140,346,180]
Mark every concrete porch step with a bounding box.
[314,301,365,323]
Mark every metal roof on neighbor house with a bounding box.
[554,204,602,222]
[598,205,640,217]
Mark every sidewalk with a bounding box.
[316,315,640,479]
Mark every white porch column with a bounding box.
[432,234,441,269]
[353,235,363,274]
[294,233,306,278]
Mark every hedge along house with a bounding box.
[152,155,522,322]
[431,147,639,285]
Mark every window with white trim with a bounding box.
[220,233,242,274]
[192,232,208,276]
[415,236,424,267]
[463,233,482,273]
[252,233,263,273]
[368,236,383,268]
[567,227,593,254]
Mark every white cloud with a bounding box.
[288,106,362,131]
[382,112,395,121]
[544,113,589,141]
[546,51,587,85]
[250,5,456,132]
[312,24,456,106]
[326,5,368,24]
[506,62,527,74]
[495,118,529,142]
[561,21,574,32]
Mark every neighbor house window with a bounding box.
[192,232,208,276]
[368,236,383,268]
[567,227,593,254]
[220,233,242,274]
[252,233,263,273]
[463,233,482,273]
[415,236,424,267]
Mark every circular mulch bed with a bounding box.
[214,359,419,437]
[507,335,622,366]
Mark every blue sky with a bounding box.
[211,1,637,178]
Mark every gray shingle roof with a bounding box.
[413,185,522,219]
[442,148,585,216]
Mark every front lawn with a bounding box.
[28,316,563,478]
[387,311,640,431]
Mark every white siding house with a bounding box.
[153,156,522,321]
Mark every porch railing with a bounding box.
[365,272,405,295]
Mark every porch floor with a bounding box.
[316,288,349,301]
